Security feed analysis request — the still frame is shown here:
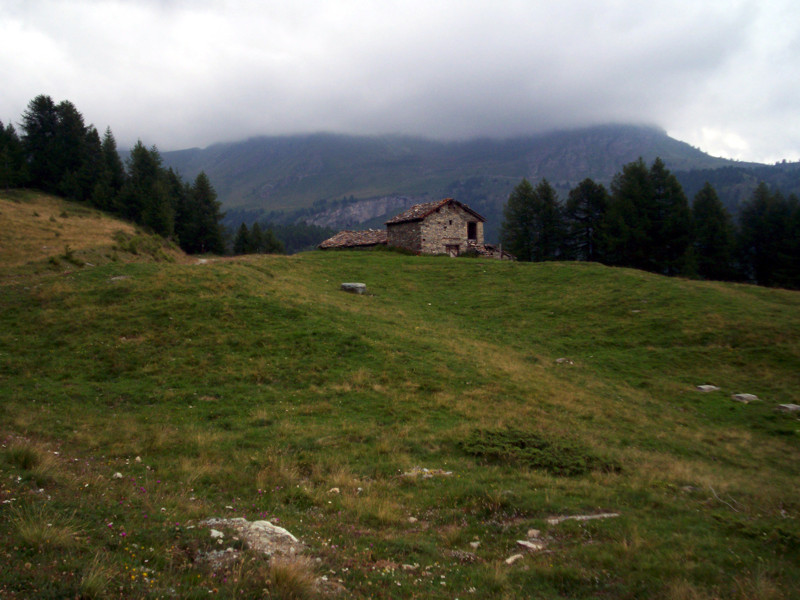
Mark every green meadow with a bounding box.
[1,192,799,599]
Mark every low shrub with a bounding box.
[460,427,620,476]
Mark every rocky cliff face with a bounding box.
[303,196,422,229]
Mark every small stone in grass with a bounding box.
[731,393,759,403]
[696,385,720,392]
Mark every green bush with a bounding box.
[460,427,620,476]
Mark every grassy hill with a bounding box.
[0,190,186,278]
[2,192,799,598]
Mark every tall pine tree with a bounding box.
[233,223,252,255]
[120,141,174,236]
[564,178,608,262]
[21,94,60,192]
[692,183,736,281]
[179,172,225,254]
[603,158,653,270]
[501,178,565,262]
[501,179,538,261]
[649,158,693,275]
[603,157,692,275]
[738,183,794,287]
[0,121,27,189]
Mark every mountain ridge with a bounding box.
[160,124,793,241]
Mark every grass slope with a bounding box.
[1,201,799,598]
[0,190,187,280]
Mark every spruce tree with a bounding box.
[0,121,27,189]
[531,179,565,261]
[649,158,693,275]
[500,178,565,262]
[500,179,537,261]
[692,183,736,281]
[738,183,793,286]
[54,100,89,200]
[564,178,608,262]
[263,227,285,254]
[233,223,251,255]
[603,157,693,275]
[120,141,174,236]
[603,158,653,269]
[76,127,104,204]
[89,127,126,212]
[21,94,60,192]
[182,171,225,255]
[250,222,265,253]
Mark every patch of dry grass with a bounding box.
[0,192,136,267]
[255,451,302,491]
[12,504,82,550]
[78,552,116,599]
[4,439,62,487]
[269,556,318,600]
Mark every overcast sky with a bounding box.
[2,0,798,162]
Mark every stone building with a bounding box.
[319,197,514,259]
[385,198,485,256]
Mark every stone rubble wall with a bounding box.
[387,220,423,252]
[419,203,484,255]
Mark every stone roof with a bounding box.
[386,198,486,225]
[318,229,388,249]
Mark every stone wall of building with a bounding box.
[419,203,484,255]
[387,221,422,252]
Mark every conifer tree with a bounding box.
[21,94,60,192]
[501,178,565,262]
[500,179,538,262]
[54,100,89,200]
[102,128,125,190]
[603,157,693,274]
[233,223,251,255]
[602,158,653,269]
[76,126,104,204]
[738,183,794,286]
[180,171,225,254]
[530,179,566,261]
[120,141,174,236]
[0,121,27,189]
[564,178,608,262]
[649,158,693,275]
[250,222,265,253]
[692,183,736,281]
[262,226,285,254]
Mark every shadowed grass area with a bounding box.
[1,198,799,598]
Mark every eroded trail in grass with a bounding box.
[1,251,799,599]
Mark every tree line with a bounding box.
[501,157,800,289]
[1,94,225,254]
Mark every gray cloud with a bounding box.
[1,0,798,162]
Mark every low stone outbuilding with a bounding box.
[318,229,387,250]
[386,198,485,256]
